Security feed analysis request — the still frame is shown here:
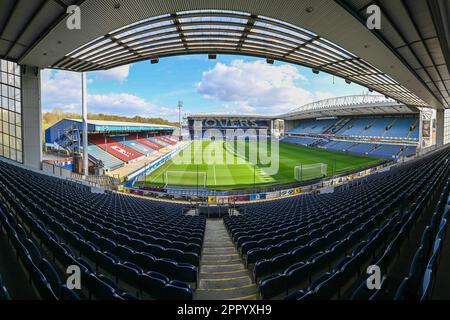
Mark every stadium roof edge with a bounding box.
[280,95,421,120]
[65,118,175,128]
[187,114,276,120]
[1,0,448,109]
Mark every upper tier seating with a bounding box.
[290,119,338,135]
[224,146,450,300]
[0,160,205,300]
[367,118,395,136]
[89,135,143,163]
[383,118,417,139]
[337,118,374,136]
[87,145,124,171]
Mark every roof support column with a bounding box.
[436,109,445,146]
[82,72,89,176]
[22,65,42,169]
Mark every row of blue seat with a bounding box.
[393,177,450,300]
[286,149,450,300]
[0,160,200,300]
[349,164,449,300]
[0,187,194,300]
[224,145,450,299]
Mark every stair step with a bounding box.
[195,218,257,300]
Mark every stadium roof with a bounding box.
[67,118,174,128]
[49,118,174,133]
[281,95,421,120]
[187,114,275,120]
[0,0,448,109]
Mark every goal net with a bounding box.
[164,170,207,187]
[294,163,328,181]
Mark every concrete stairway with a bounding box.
[194,219,257,300]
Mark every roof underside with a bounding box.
[67,118,174,128]
[0,0,448,109]
[281,94,420,120]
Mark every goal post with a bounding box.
[294,163,328,181]
[164,170,207,187]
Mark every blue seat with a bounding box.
[259,273,287,299]
[116,262,142,289]
[86,274,118,300]
[140,272,168,299]
[162,281,192,300]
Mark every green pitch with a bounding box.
[136,140,384,190]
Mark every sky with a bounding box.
[41,54,372,121]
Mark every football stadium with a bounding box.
[1,0,450,308]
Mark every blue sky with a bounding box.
[41,54,371,121]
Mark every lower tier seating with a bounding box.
[224,146,450,300]
[0,160,205,300]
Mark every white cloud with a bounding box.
[196,60,331,114]
[41,69,176,118]
[92,65,130,82]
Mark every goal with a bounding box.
[294,163,328,181]
[164,170,207,187]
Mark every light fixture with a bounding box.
[208,53,217,60]
[312,69,320,75]
[306,6,314,13]
[266,58,274,64]
[345,79,351,84]
[150,57,159,64]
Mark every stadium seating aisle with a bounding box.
[0,161,205,300]
[223,146,450,300]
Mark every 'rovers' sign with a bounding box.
[202,119,266,128]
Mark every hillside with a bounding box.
[43,108,178,131]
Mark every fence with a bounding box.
[42,162,120,189]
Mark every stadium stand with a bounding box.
[290,116,419,141]
[133,136,163,151]
[89,135,143,163]
[369,145,403,158]
[282,137,415,159]
[290,119,337,135]
[0,160,205,300]
[346,143,377,155]
[222,146,450,300]
[112,136,157,156]
[383,118,418,139]
[148,137,168,148]
[87,145,124,171]
[166,135,180,143]
[157,136,177,145]
[282,137,324,147]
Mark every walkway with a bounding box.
[194,219,257,300]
